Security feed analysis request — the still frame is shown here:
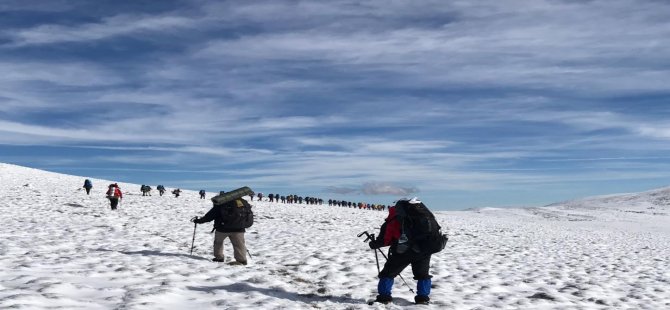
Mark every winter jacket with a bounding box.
[195,199,246,233]
[375,206,401,247]
[84,179,92,188]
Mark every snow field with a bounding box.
[0,163,669,309]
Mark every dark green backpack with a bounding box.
[219,199,254,230]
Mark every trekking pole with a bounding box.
[372,234,380,274]
[190,217,198,255]
[357,231,381,275]
[247,249,253,260]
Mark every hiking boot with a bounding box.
[414,295,430,305]
[212,257,224,262]
[375,295,393,304]
[228,261,247,266]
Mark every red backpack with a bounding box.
[106,186,121,198]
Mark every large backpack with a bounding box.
[395,199,448,254]
[106,186,120,198]
[219,199,254,230]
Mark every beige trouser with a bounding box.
[213,231,247,263]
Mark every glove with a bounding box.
[190,216,200,224]
[369,240,382,250]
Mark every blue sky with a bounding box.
[1,0,670,210]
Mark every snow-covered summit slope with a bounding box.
[1,163,669,309]
[468,185,670,231]
[527,187,670,231]
[548,186,670,211]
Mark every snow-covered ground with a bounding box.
[0,163,668,309]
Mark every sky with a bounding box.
[1,0,670,210]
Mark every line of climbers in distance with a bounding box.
[250,192,388,211]
[85,179,387,212]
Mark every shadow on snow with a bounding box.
[187,282,366,305]
[95,248,209,261]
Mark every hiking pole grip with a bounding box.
[358,231,374,242]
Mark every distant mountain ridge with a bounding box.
[546,186,670,211]
[459,184,670,226]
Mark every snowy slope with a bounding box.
[1,163,669,309]
[548,186,670,212]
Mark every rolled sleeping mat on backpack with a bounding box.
[211,186,254,205]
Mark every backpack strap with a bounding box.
[394,199,410,234]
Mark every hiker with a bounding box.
[105,183,123,210]
[172,188,181,198]
[368,198,439,305]
[257,192,263,201]
[141,185,152,196]
[199,190,206,199]
[83,179,93,195]
[192,196,252,265]
[157,185,165,196]
[268,193,274,202]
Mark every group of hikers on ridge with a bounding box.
[251,192,389,212]
[83,180,188,210]
[88,180,392,213]
[86,179,386,213]
[83,180,447,305]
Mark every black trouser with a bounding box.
[85,187,91,195]
[109,197,119,210]
[379,249,432,280]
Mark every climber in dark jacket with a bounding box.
[192,198,250,265]
[368,198,433,305]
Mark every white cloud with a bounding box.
[9,14,197,46]
[193,0,670,96]
[0,61,121,86]
[361,182,419,195]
